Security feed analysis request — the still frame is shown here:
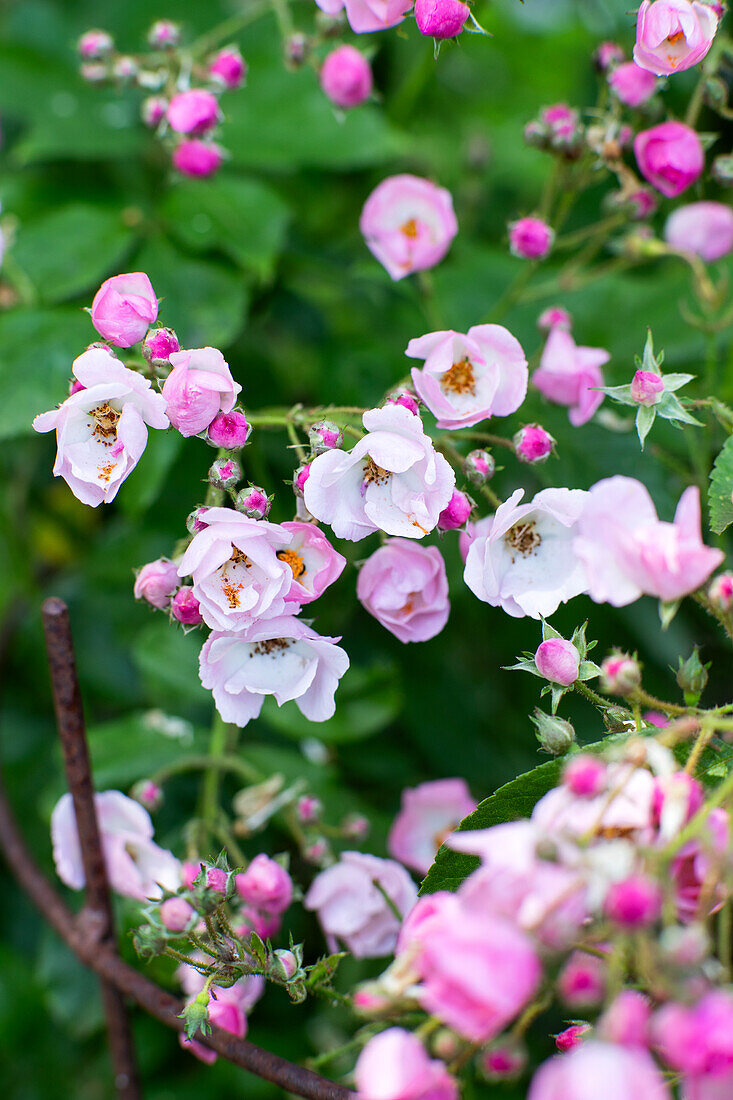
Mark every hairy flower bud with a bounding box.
[234,484,271,520]
[296,795,323,824]
[385,388,420,416]
[342,813,370,840]
[463,448,495,484]
[133,924,168,958]
[309,419,343,453]
[269,948,300,981]
[142,326,179,367]
[209,46,248,89]
[514,423,555,463]
[676,647,708,701]
[186,506,210,535]
[207,410,251,450]
[535,638,580,686]
[555,1023,591,1052]
[531,709,575,755]
[208,457,241,490]
[600,653,641,695]
[78,29,113,59]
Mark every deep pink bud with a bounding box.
[341,814,370,840]
[600,653,641,694]
[438,489,473,531]
[182,862,227,893]
[309,419,343,453]
[414,0,470,38]
[78,29,113,58]
[296,795,323,824]
[186,506,210,534]
[234,484,271,519]
[563,754,607,797]
[130,779,163,812]
[160,896,194,932]
[208,457,241,490]
[604,874,662,928]
[594,41,625,70]
[709,572,733,611]
[134,558,179,610]
[535,638,580,686]
[142,326,179,367]
[386,389,420,416]
[167,89,220,135]
[171,587,202,626]
[479,1041,528,1081]
[514,423,555,463]
[320,45,373,109]
[555,1023,591,1053]
[634,121,704,198]
[141,95,168,128]
[537,305,572,333]
[209,46,248,89]
[207,410,251,450]
[235,854,293,914]
[293,463,311,497]
[304,838,329,863]
[148,19,180,48]
[509,217,554,260]
[626,188,658,220]
[630,369,664,406]
[172,140,224,178]
[464,448,495,484]
[558,952,606,1008]
[69,378,86,395]
[608,62,658,107]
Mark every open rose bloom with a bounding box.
[533,328,609,426]
[357,539,450,643]
[162,347,241,437]
[315,0,412,33]
[388,779,476,873]
[634,0,718,75]
[360,174,458,280]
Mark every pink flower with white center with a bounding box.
[209,46,247,89]
[199,616,349,727]
[438,489,472,531]
[509,217,554,260]
[388,779,476,874]
[303,404,454,542]
[538,305,572,333]
[360,174,458,281]
[357,539,450,643]
[463,487,588,618]
[235,854,293,913]
[32,347,169,507]
[177,508,294,631]
[631,369,665,405]
[635,121,704,197]
[575,477,724,605]
[320,45,373,109]
[528,1042,671,1100]
[280,521,346,605]
[599,990,651,1047]
[134,558,180,609]
[557,951,607,1008]
[532,762,656,844]
[533,328,610,426]
[172,140,224,178]
[634,0,718,75]
[535,638,580,685]
[406,325,528,430]
[414,0,470,38]
[167,89,220,135]
[608,62,659,106]
[90,272,159,347]
[314,0,412,34]
[355,1029,459,1100]
[180,996,247,1065]
[305,851,417,957]
[664,202,733,262]
[162,347,241,438]
[171,587,202,625]
[51,790,180,901]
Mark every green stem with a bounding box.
[628,688,688,717]
[152,753,263,787]
[200,713,236,849]
[188,1,272,57]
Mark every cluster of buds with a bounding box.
[77,22,247,178]
[524,103,584,159]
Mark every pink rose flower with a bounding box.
[664,201,733,261]
[528,1042,671,1100]
[388,779,476,874]
[575,477,724,605]
[280,521,347,605]
[235,854,293,914]
[320,45,373,109]
[634,0,718,76]
[634,121,704,197]
[533,328,610,426]
[305,851,417,957]
[90,272,159,347]
[303,404,455,542]
[177,507,294,631]
[167,89,220,134]
[32,347,169,507]
[199,616,349,727]
[406,325,528,430]
[509,217,554,260]
[357,539,450,643]
[608,61,659,106]
[463,487,588,618]
[535,638,580,685]
[134,557,180,609]
[209,46,247,89]
[51,790,180,901]
[414,0,470,38]
[598,990,651,1047]
[314,0,412,34]
[532,762,656,844]
[355,1029,458,1100]
[360,174,458,280]
[172,140,224,177]
[162,347,241,438]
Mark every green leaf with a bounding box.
[132,619,209,708]
[119,429,183,517]
[636,403,656,449]
[708,435,733,534]
[87,712,208,789]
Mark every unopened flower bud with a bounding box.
[563,754,607,797]
[676,647,708,701]
[285,32,308,67]
[514,423,555,463]
[80,62,108,83]
[320,45,373,109]
[171,587,202,626]
[133,924,168,958]
[534,638,580,686]
[432,1030,460,1061]
[293,463,311,498]
[385,388,420,416]
[709,572,733,612]
[352,985,392,1014]
[159,896,195,932]
[704,75,728,109]
[438,489,473,531]
[141,95,168,128]
[209,46,248,90]
[142,326,179,367]
[600,653,641,695]
[235,484,271,520]
[524,120,548,148]
[208,457,241,490]
[712,153,733,187]
[172,140,224,179]
[308,419,343,453]
[341,813,369,840]
[130,778,163,812]
[183,862,230,909]
[78,29,113,59]
[414,0,470,38]
[69,378,86,395]
[134,558,179,609]
[303,837,330,864]
[594,40,624,71]
[296,795,322,824]
[270,948,299,981]
[558,952,606,1008]
[207,410,251,450]
[531,708,575,755]
[598,990,651,1047]
[186,506,210,534]
[630,369,664,406]
[555,1023,591,1052]
[537,305,572,333]
[463,448,495,485]
[479,1040,528,1082]
[148,19,180,48]
[509,217,554,260]
[113,56,138,81]
[604,874,662,928]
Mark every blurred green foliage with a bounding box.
[1,0,732,1095]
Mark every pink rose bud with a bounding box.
[142,326,180,367]
[235,854,293,914]
[141,95,168,128]
[207,410,251,450]
[563,754,607,797]
[509,217,554,260]
[296,795,323,824]
[208,456,241,490]
[626,187,658,219]
[309,419,343,453]
[414,0,471,38]
[235,906,282,940]
[186,506,210,534]
[148,19,180,48]
[709,571,733,611]
[171,587,202,626]
[555,1023,591,1053]
[78,29,113,58]
[320,45,373,109]
[303,837,330,864]
[604,874,662,928]
[464,448,495,484]
[167,89,220,135]
[80,62,108,82]
[630,369,665,405]
[68,377,86,395]
[160,896,194,932]
[90,272,159,348]
[480,1041,528,1081]
[293,462,311,497]
[537,305,572,332]
[130,779,163,812]
[270,948,299,981]
[514,423,555,464]
[534,638,581,686]
[209,46,248,89]
[644,710,670,727]
[342,813,370,840]
[112,56,138,81]
[385,388,420,415]
[600,653,641,694]
[634,121,704,198]
[183,861,228,893]
[172,140,224,178]
[360,174,458,281]
[633,0,718,76]
[438,489,473,531]
[608,61,658,106]
[352,986,392,1014]
[664,201,733,262]
[558,951,606,1009]
[432,1030,461,1061]
[134,558,180,609]
[594,41,625,70]
[234,484,271,519]
[598,990,651,1047]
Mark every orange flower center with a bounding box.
[277,549,307,579]
[441,357,476,396]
